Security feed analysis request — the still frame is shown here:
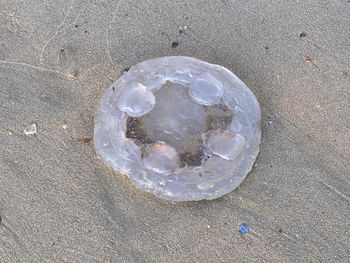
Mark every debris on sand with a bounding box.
[24,124,37,135]
[239,223,249,234]
[299,32,307,39]
[65,67,80,80]
[171,41,179,48]
[179,25,188,34]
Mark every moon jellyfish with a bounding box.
[94,56,261,201]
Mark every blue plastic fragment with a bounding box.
[239,223,249,234]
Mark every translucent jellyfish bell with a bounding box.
[94,56,261,202]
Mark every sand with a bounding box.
[1,0,349,262]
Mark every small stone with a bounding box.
[239,223,249,234]
[62,124,67,129]
[65,67,80,80]
[265,119,273,125]
[24,124,37,135]
[171,41,179,48]
[179,25,188,33]
[304,58,313,65]
[299,32,307,38]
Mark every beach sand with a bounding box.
[1,0,349,261]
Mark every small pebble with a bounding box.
[171,41,179,48]
[299,32,307,38]
[239,223,249,234]
[179,25,188,33]
[65,68,80,79]
[304,58,313,65]
[24,124,37,135]
[265,119,273,125]
[62,124,67,129]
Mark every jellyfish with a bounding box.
[94,56,261,201]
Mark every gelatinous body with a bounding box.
[142,82,206,152]
[94,56,261,201]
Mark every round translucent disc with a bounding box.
[94,56,261,201]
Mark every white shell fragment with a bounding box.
[24,124,37,135]
[143,141,179,174]
[94,56,261,201]
[188,73,224,105]
[117,82,155,117]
